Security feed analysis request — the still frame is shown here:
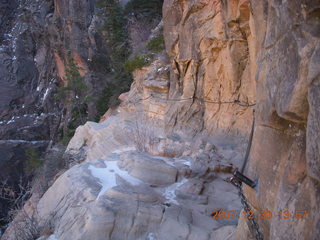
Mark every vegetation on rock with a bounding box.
[147,33,165,53]
[56,55,91,144]
[124,54,153,72]
[25,148,42,173]
[95,0,133,117]
[125,0,163,24]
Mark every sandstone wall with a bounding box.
[163,0,256,137]
[243,0,320,239]
[161,0,319,238]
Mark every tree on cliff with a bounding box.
[57,55,90,143]
[125,0,163,24]
[97,0,130,70]
[95,0,133,117]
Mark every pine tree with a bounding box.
[57,55,90,142]
[95,0,133,117]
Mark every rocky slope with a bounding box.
[2,0,320,240]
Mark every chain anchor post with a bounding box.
[232,168,257,189]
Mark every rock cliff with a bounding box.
[1,0,319,240]
[0,0,110,225]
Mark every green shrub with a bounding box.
[94,0,163,119]
[56,55,88,100]
[61,128,75,146]
[124,54,153,72]
[95,71,132,119]
[25,148,42,172]
[147,34,164,53]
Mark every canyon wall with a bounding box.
[243,0,320,239]
[163,0,256,137]
[161,0,320,238]
[0,0,110,228]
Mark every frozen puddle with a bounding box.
[89,160,141,199]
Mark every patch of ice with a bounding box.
[36,86,40,91]
[89,160,141,199]
[163,178,188,205]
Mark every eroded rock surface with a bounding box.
[27,108,244,240]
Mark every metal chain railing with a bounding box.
[231,179,263,240]
[129,94,256,107]
[225,109,263,240]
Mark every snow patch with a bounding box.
[146,232,157,240]
[0,140,49,144]
[7,119,15,124]
[42,88,50,102]
[89,160,141,199]
[163,178,188,205]
[47,234,57,240]
[175,158,192,167]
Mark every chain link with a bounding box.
[231,179,264,240]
